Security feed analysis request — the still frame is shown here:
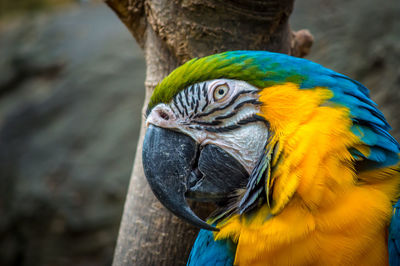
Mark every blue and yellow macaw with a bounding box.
[142,51,400,265]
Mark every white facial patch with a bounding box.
[146,79,270,173]
[203,123,268,173]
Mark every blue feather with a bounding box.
[389,199,400,266]
[188,229,236,266]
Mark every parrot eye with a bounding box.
[213,83,230,101]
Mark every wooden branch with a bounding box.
[105,0,313,265]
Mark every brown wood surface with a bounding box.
[105,1,313,265]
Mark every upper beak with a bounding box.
[142,125,248,231]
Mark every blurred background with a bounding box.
[0,0,398,265]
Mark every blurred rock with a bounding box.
[0,0,399,266]
[0,3,145,266]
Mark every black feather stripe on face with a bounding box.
[193,90,257,119]
[191,115,268,133]
[170,81,265,134]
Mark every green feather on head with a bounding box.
[146,51,290,115]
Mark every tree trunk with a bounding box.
[105,0,313,265]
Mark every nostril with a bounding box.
[158,110,170,120]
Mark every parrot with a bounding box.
[141,50,400,265]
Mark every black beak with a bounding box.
[142,125,248,231]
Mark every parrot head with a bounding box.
[142,51,400,231]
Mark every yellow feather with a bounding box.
[214,83,400,265]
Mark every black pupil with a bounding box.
[218,88,225,95]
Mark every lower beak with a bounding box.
[142,125,248,231]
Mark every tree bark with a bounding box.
[105,0,313,265]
